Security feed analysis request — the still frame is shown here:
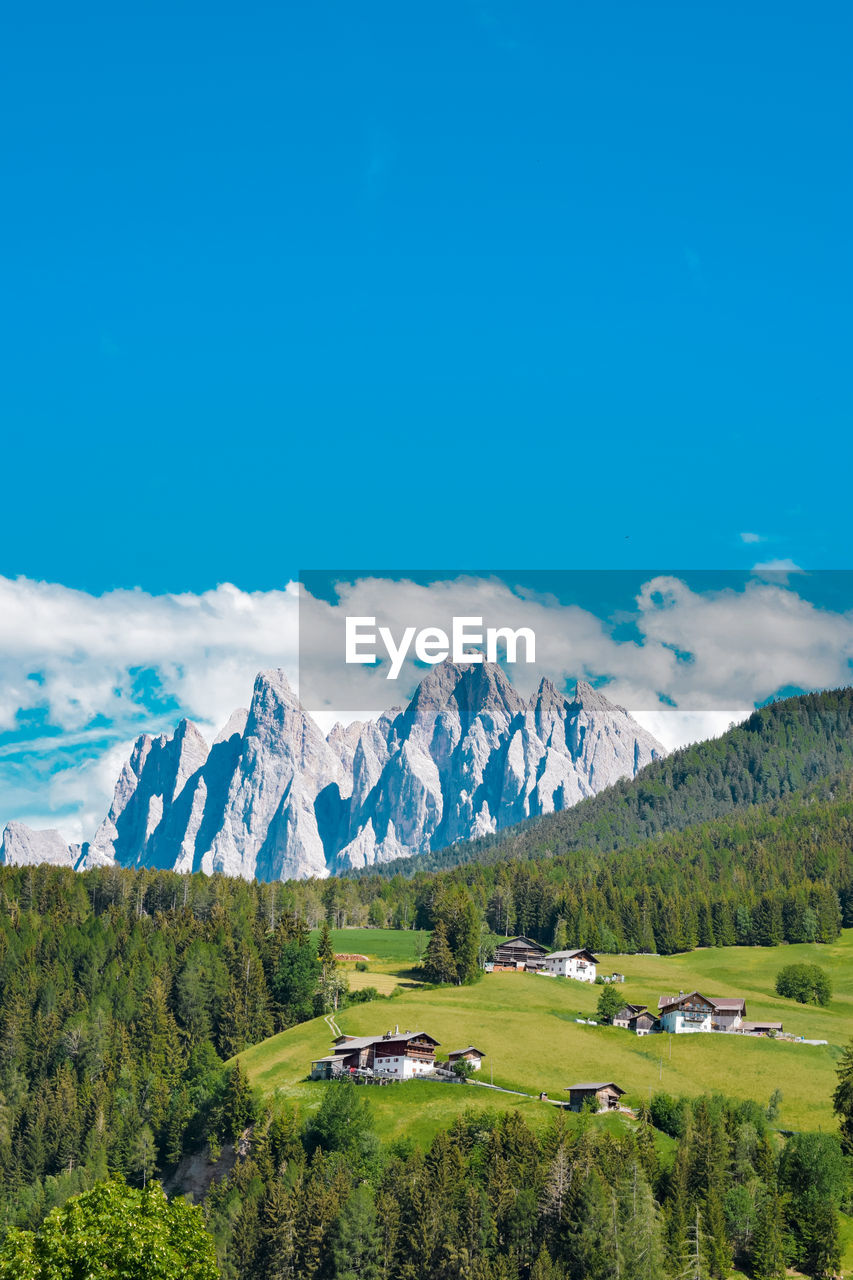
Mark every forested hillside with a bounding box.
[361,687,853,876]
[0,868,353,1234]
[326,771,852,956]
[197,1082,844,1280]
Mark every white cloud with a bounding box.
[740,531,765,544]
[0,576,300,737]
[751,558,803,578]
[1,572,851,845]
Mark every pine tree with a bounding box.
[617,1159,665,1280]
[750,1183,786,1280]
[701,1183,731,1280]
[318,921,337,980]
[225,1060,256,1142]
[255,1181,298,1280]
[832,1034,853,1154]
[665,1143,691,1278]
[422,920,457,984]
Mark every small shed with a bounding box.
[627,1009,661,1036]
[566,1082,625,1112]
[310,1055,345,1080]
[447,1046,486,1071]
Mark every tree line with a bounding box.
[198,1078,844,1280]
[321,774,853,960]
[0,864,366,1238]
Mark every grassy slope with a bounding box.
[241,928,853,1140]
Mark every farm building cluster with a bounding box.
[485,942,783,1040]
[310,1027,485,1081]
[489,936,610,982]
[309,1026,628,1114]
[488,936,624,985]
[614,991,783,1037]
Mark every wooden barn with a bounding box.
[566,1082,625,1112]
[492,936,548,970]
[446,1046,486,1071]
[613,1004,660,1035]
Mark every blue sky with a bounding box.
[1,5,851,842]
[2,1,851,590]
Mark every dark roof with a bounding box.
[658,991,744,1014]
[495,936,548,953]
[447,1046,486,1058]
[740,1020,783,1031]
[333,1030,439,1053]
[616,1003,647,1017]
[567,1082,625,1095]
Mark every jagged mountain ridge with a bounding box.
[1,661,666,880]
[358,685,853,879]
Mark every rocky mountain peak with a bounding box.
[5,662,667,881]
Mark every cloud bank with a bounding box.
[0,572,851,843]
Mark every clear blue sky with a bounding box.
[2,1,850,591]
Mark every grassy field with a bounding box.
[243,928,853,1140]
[237,928,853,1276]
[310,927,429,995]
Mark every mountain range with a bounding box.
[0,661,665,880]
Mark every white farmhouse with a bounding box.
[542,947,599,982]
[311,1028,440,1079]
[657,992,746,1034]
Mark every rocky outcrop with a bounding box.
[330,664,664,870]
[4,662,666,880]
[0,822,79,868]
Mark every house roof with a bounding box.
[740,1020,783,1032]
[567,1082,626,1094]
[333,1030,440,1053]
[545,948,599,962]
[617,1003,647,1017]
[495,936,548,953]
[447,1046,485,1058]
[311,1054,342,1063]
[629,1011,660,1025]
[657,991,745,1014]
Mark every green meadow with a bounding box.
[241,928,853,1142]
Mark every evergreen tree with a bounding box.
[833,1034,853,1154]
[750,1183,786,1280]
[318,921,337,980]
[224,1061,256,1142]
[332,1185,382,1280]
[255,1181,298,1280]
[422,920,458,984]
[306,1078,373,1155]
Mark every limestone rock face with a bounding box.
[201,670,345,880]
[3,662,666,880]
[331,663,664,871]
[0,822,78,868]
[84,717,210,870]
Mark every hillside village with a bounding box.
[485,937,787,1038]
[307,934,809,1111]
